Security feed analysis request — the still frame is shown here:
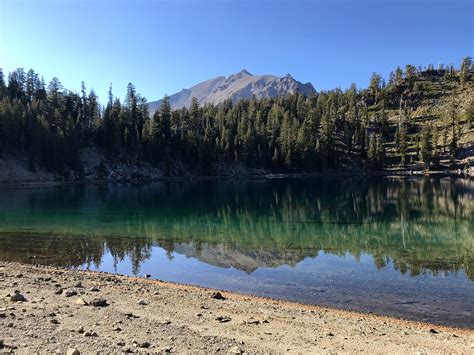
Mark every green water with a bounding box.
[0,177,473,327]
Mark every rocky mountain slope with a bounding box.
[148,70,315,112]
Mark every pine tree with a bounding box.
[375,134,385,167]
[449,96,458,165]
[460,57,472,86]
[466,100,474,128]
[396,124,408,165]
[420,125,433,168]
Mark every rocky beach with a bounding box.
[0,262,473,354]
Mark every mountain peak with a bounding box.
[236,69,252,76]
[148,71,315,112]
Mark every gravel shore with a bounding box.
[0,262,472,354]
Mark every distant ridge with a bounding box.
[148,70,315,113]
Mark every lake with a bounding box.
[0,177,473,328]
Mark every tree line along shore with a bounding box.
[0,58,473,183]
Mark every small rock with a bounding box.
[10,291,27,302]
[215,316,232,323]
[50,319,60,324]
[84,330,98,337]
[88,287,99,292]
[116,341,125,346]
[64,290,77,297]
[125,313,140,319]
[429,328,439,334]
[74,282,83,288]
[66,349,80,355]
[144,274,151,278]
[113,326,122,332]
[210,292,226,300]
[90,298,108,307]
[227,346,243,354]
[54,289,64,295]
[327,332,334,337]
[246,319,260,325]
[75,298,88,306]
[139,342,151,348]
[163,346,173,353]
[77,326,85,334]
[138,300,148,306]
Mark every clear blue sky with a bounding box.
[1,0,472,102]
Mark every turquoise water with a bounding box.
[0,177,473,327]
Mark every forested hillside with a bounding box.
[0,58,473,182]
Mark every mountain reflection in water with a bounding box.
[0,177,473,327]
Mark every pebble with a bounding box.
[64,290,77,298]
[138,300,148,306]
[88,287,99,292]
[139,342,151,348]
[66,349,80,355]
[246,319,260,325]
[227,346,243,354]
[74,282,83,288]
[10,291,27,302]
[90,298,108,307]
[210,292,226,300]
[50,319,60,325]
[215,316,232,323]
[75,298,88,306]
[84,331,98,337]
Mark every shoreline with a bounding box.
[1,262,472,353]
[0,168,472,190]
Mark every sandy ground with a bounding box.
[0,262,473,354]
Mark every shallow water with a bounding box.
[0,177,473,327]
